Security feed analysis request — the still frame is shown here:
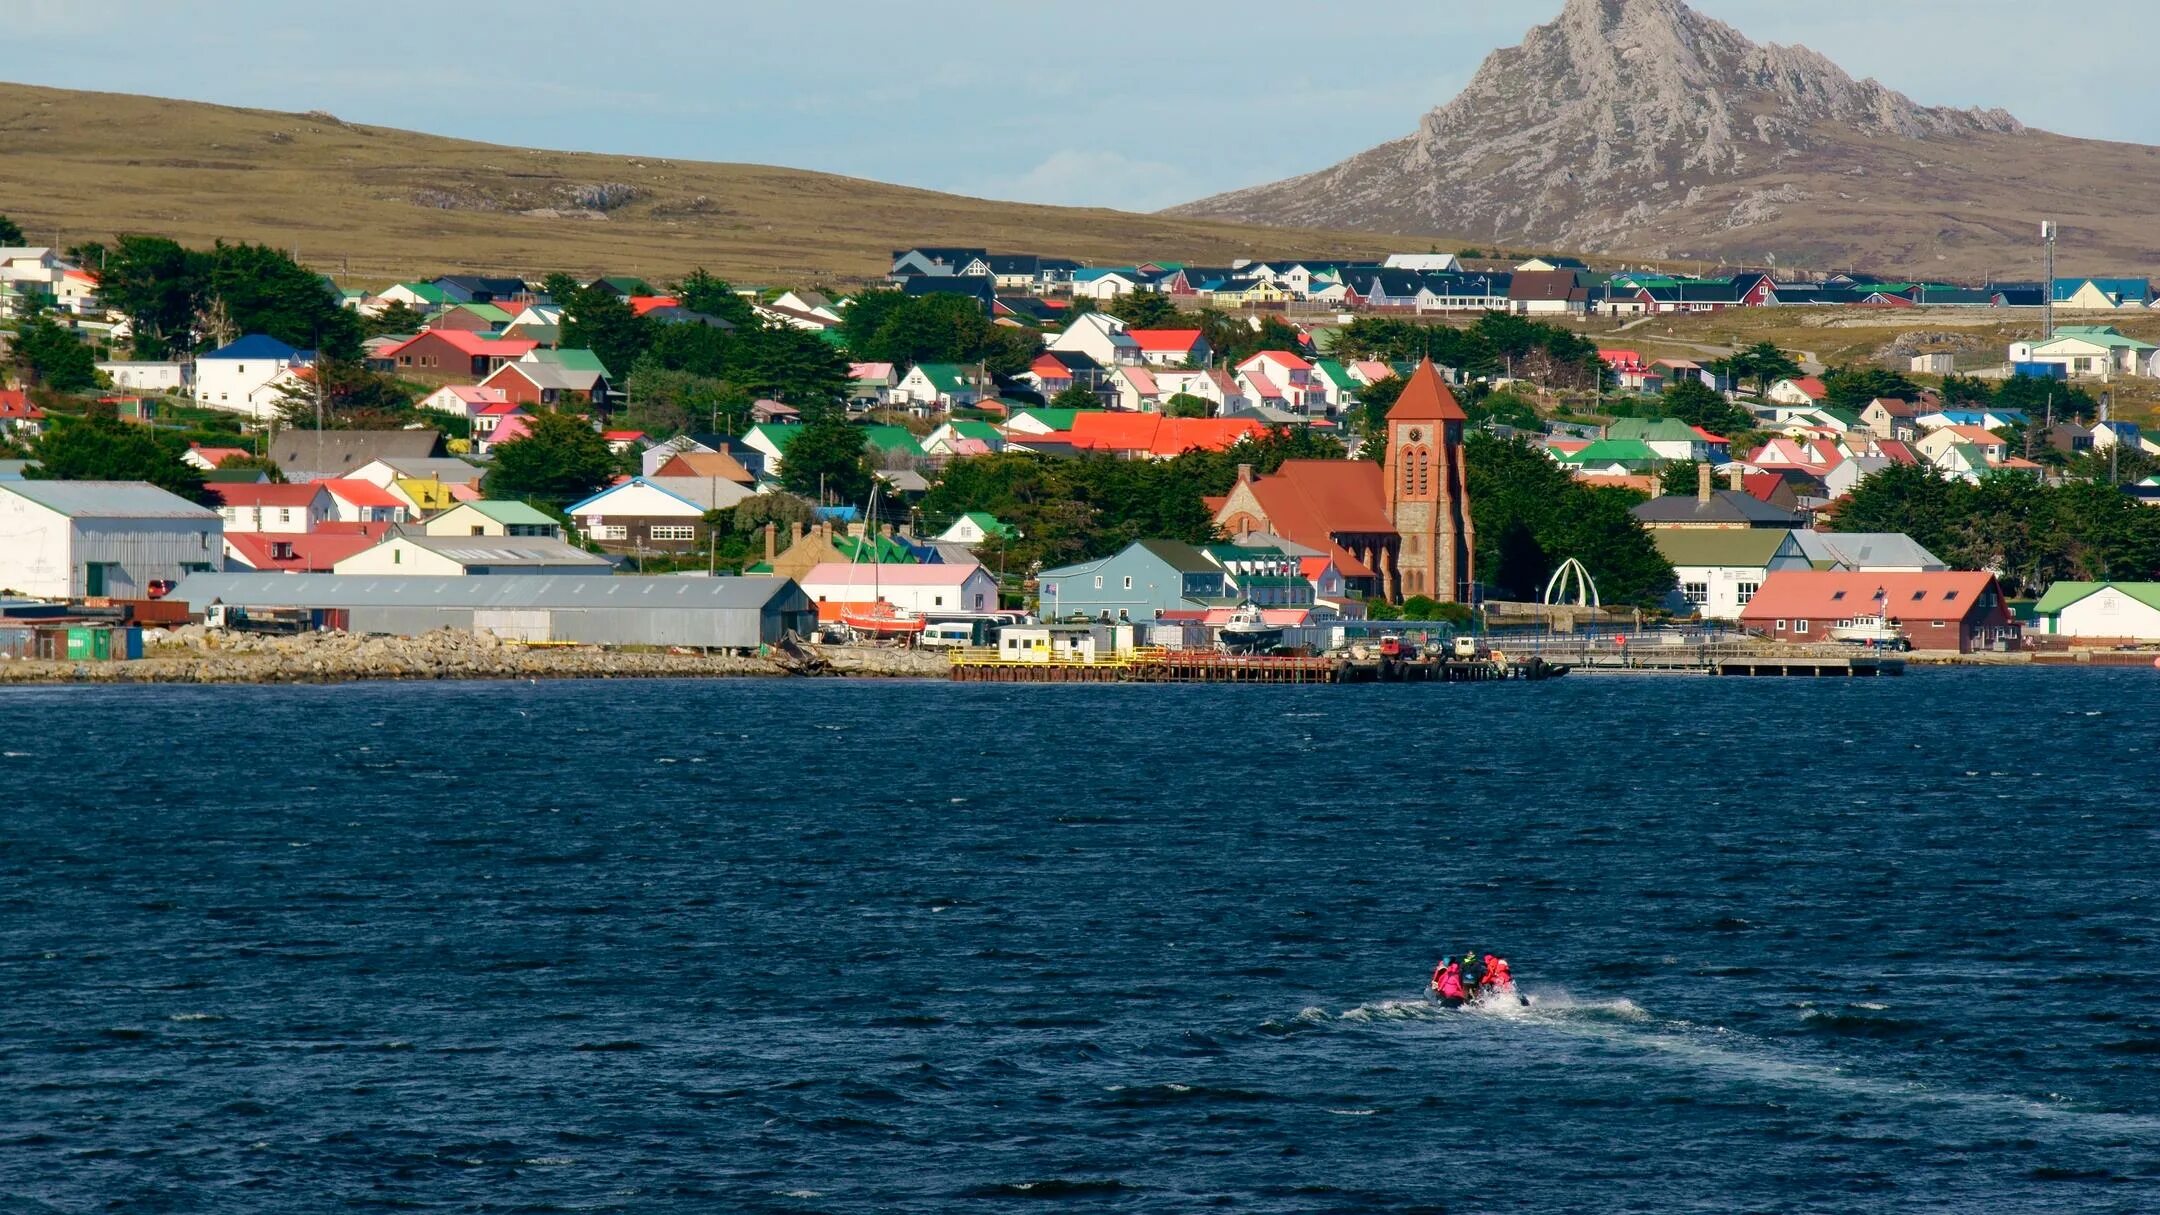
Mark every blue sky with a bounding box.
[14,1,2151,211]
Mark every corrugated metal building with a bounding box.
[0,480,222,599]
[167,573,816,648]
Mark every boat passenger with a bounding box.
[1435,961,1467,1007]
[1483,955,1512,992]
[1459,952,1486,990]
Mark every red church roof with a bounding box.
[1387,360,1465,422]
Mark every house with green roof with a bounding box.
[1653,529,1809,621]
[2010,325,2159,379]
[1312,358,1362,410]
[1606,417,1712,460]
[2032,581,2160,640]
[891,362,982,413]
[1004,406,1102,436]
[935,512,1015,546]
[859,424,927,462]
[376,282,449,311]
[1553,438,1661,474]
[421,499,562,539]
[525,347,612,378]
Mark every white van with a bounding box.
[920,622,979,649]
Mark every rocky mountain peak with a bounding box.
[1169,0,2052,271]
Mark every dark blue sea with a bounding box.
[3,671,2157,1212]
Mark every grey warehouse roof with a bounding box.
[168,573,807,611]
[0,480,218,518]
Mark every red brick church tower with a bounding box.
[1383,359,1475,602]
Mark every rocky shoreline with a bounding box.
[0,627,951,685]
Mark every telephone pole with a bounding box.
[2041,220,2057,340]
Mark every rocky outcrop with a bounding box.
[0,628,949,685]
[1170,0,2158,276]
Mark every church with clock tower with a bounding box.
[1210,359,1475,604]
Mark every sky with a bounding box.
[13,0,2155,212]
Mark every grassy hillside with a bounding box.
[0,81,1445,289]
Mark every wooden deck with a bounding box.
[947,647,1565,685]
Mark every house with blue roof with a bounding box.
[2053,278,2152,310]
[194,335,315,421]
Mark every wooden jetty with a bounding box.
[947,647,1567,685]
[1539,643,1905,677]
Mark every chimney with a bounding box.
[1696,461,1713,503]
[1728,467,1745,493]
[880,522,893,538]
[764,522,777,562]
[848,521,866,540]
[790,521,804,550]
[1237,462,1254,485]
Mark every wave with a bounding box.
[959,1177,1134,1198]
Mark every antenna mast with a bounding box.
[2041,220,2056,340]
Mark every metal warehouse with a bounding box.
[167,573,817,648]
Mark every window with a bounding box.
[1911,591,1925,602]
[1736,581,1759,605]
[649,525,695,541]
[393,549,402,565]
[1943,590,1959,602]
[472,526,486,536]
[1931,620,1945,628]
[1123,576,1133,590]
[278,508,292,523]
[1775,619,1787,632]
[1093,576,1103,589]
[1795,619,1809,633]
[933,596,945,607]
[1683,582,1709,606]
[1831,590,1846,601]
[598,525,628,541]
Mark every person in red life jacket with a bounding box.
[1434,960,1468,1007]
[1483,955,1513,992]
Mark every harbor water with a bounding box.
[2,670,2155,1211]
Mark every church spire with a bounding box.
[1387,358,1467,422]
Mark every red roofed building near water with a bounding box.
[1738,570,2018,654]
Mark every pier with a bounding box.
[1513,641,1905,677]
[947,647,1565,685]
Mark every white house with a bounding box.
[1653,529,1811,621]
[194,335,313,420]
[1766,377,1828,407]
[417,385,510,416]
[96,361,191,394]
[1107,366,1165,413]
[1048,312,1138,367]
[1072,270,1143,301]
[332,533,611,576]
[795,561,999,616]
[2034,581,2160,640]
[935,512,1014,546]
[1384,253,1461,272]
[0,480,222,598]
[565,476,755,547]
[318,479,410,524]
[2007,327,2155,380]
[206,483,335,535]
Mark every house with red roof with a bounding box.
[417,385,511,417]
[1108,366,1164,413]
[204,482,335,534]
[1767,376,1829,407]
[316,479,409,524]
[1124,328,1211,367]
[1739,570,2017,653]
[1236,351,1324,415]
[181,443,253,472]
[383,330,537,381]
[1067,412,1266,459]
[222,529,386,573]
[0,389,46,437]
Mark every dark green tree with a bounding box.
[1049,382,1100,411]
[205,242,361,358]
[215,453,287,483]
[13,316,99,392]
[1729,341,1803,398]
[1106,291,1179,328]
[979,324,1042,378]
[778,414,874,505]
[94,235,208,358]
[671,268,757,326]
[1660,378,1752,434]
[29,411,209,502]
[730,324,850,404]
[1164,393,1210,418]
[1658,459,1704,498]
[482,410,617,507]
[1821,365,1920,410]
[1463,432,1672,606]
[558,281,653,377]
[361,300,431,339]
[0,215,23,245]
[273,357,416,429]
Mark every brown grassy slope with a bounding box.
[0,81,1436,287]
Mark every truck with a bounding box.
[204,604,318,635]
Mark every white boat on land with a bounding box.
[1218,603,1285,651]
[1829,615,1911,650]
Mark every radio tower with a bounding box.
[2041,220,2057,340]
